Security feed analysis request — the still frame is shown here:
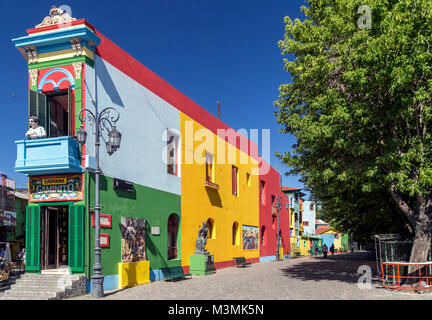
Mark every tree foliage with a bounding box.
[276,0,432,261]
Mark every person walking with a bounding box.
[330,244,335,256]
[322,244,328,259]
[314,245,319,258]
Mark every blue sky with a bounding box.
[0,0,307,194]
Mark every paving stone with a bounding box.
[67,252,432,300]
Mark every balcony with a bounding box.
[14,136,83,176]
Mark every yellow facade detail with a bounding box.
[37,47,94,64]
[180,114,260,266]
[118,261,150,289]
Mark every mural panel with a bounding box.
[121,217,146,262]
[242,225,259,250]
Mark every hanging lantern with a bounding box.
[108,126,122,150]
[76,125,87,145]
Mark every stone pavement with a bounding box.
[68,252,432,300]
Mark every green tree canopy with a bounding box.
[276,0,432,263]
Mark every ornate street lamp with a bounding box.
[78,107,121,298]
[274,195,283,261]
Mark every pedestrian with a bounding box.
[330,244,335,256]
[322,244,328,258]
[18,248,25,264]
[314,245,318,258]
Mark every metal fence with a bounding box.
[375,234,432,277]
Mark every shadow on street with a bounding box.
[280,252,377,285]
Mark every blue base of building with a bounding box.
[87,274,119,293]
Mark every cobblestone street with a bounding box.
[69,252,432,300]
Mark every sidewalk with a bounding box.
[69,252,432,300]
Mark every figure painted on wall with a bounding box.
[26,116,47,139]
[121,217,146,262]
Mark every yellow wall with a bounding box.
[118,261,150,288]
[180,114,260,266]
[299,236,310,256]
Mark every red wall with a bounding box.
[259,165,291,259]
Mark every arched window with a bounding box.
[207,218,215,239]
[232,222,239,245]
[167,214,178,260]
[261,226,266,246]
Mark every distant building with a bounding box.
[302,200,316,236]
[0,173,28,258]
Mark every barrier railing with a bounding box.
[381,261,432,291]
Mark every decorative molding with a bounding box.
[73,62,82,79]
[29,69,39,87]
[25,47,38,64]
[71,38,82,56]
[35,6,77,28]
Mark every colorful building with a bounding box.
[259,168,290,261]
[281,187,306,256]
[0,174,27,258]
[12,8,291,294]
[316,226,347,252]
[302,200,316,236]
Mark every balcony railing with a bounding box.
[15,136,83,176]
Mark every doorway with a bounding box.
[40,206,68,269]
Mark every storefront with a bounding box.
[26,174,84,272]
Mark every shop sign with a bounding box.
[29,174,84,202]
[1,211,16,227]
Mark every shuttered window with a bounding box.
[69,204,84,273]
[232,166,238,196]
[28,89,48,134]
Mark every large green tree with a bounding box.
[276,0,432,265]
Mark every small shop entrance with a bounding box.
[40,206,68,269]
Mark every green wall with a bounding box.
[85,172,182,277]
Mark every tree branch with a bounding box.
[390,182,416,225]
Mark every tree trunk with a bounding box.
[406,221,432,286]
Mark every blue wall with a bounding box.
[84,56,181,196]
[321,234,334,250]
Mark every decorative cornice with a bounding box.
[29,69,38,87]
[25,47,38,63]
[35,6,77,29]
[71,38,82,56]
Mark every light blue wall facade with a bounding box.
[303,200,316,236]
[321,234,334,250]
[84,56,181,196]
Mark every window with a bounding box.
[232,166,238,196]
[206,152,214,183]
[303,221,309,226]
[167,214,178,260]
[246,172,251,187]
[232,222,239,245]
[334,234,339,239]
[207,218,215,239]
[310,203,314,211]
[260,180,266,205]
[261,226,266,246]
[167,131,179,175]
[29,88,73,138]
[271,195,275,207]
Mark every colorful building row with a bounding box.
[12,8,296,293]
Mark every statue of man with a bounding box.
[26,116,47,139]
[195,222,208,254]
